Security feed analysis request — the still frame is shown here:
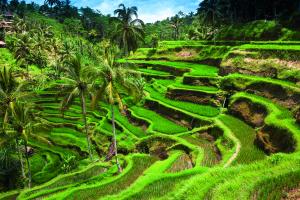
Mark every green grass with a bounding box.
[158,41,205,48]
[168,83,219,94]
[28,138,79,160]
[223,73,300,93]
[18,162,108,200]
[103,105,146,138]
[100,151,203,200]
[45,116,84,126]
[30,154,47,178]
[96,118,136,152]
[47,131,88,152]
[98,118,123,136]
[127,42,232,62]
[128,173,194,200]
[145,86,220,117]
[155,79,219,94]
[130,106,188,134]
[166,153,300,200]
[138,68,171,76]
[218,114,266,164]
[31,152,62,184]
[182,135,220,167]
[209,155,300,200]
[240,44,300,51]
[0,190,20,200]
[45,154,155,200]
[121,60,219,77]
[250,41,300,45]
[230,92,300,150]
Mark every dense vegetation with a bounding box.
[0,0,300,199]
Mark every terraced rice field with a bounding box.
[1,41,300,200]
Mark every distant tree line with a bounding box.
[144,0,300,42]
[197,0,300,24]
[0,0,110,41]
[1,0,300,46]
[0,1,145,54]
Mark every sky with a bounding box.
[25,0,201,23]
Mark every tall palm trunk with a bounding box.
[123,32,129,57]
[111,104,122,173]
[81,92,93,161]
[15,139,25,179]
[24,140,31,188]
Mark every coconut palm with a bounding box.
[44,0,60,8]
[60,54,94,161]
[10,33,34,71]
[9,101,50,188]
[12,18,27,34]
[0,66,30,184]
[91,46,144,173]
[112,4,145,56]
[59,39,75,63]
[170,14,183,40]
[0,66,29,127]
[0,138,21,190]
[198,0,223,26]
[0,0,8,12]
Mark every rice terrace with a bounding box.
[0,0,300,199]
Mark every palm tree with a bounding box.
[112,4,145,56]
[0,66,29,184]
[58,39,75,63]
[0,137,21,190]
[12,17,27,34]
[0,66,29,127]
[92,46,144,173]
[9,101,50,188]
[9,33,34,72]
[44,0,60,8]
[60,54,94,161]
[0,0,8,13]
[170,14,183,40]
[49,37,63,79]
[198,0,222,26]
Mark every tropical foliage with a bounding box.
[112,4,145,56]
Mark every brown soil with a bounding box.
[295,108,300,125]
[176,51,194,58]
[196,59,222,66]
[136,137,180,160]
[181,129,222,167]
[152,64,190,76]
[201,126,224,140]
[125,109,150,131]
[149,141,169,160]
[198,127,223,162]
[246,82,300,109]
[254,125,296,154]
[244,58,300,71]
[183,76,219,87]
[136,62,190,76]
[229,98,268,127]
[166,88,220,106]
[221,53,300,82]
[282,185,300,200]
[166,153,194,173]
[219,65,277,78]
[141,73,176,81]
[145,99,210,129]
